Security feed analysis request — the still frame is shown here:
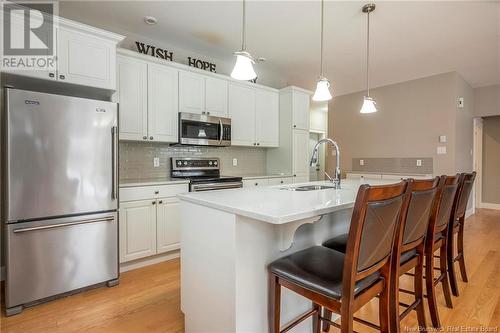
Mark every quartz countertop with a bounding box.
[120,177,190,187]
[177,179,394,224]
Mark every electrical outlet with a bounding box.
[359,159,364,166]
[437,146,447,155]
[153,157,160,167]
[232,158,238,166]
[416,159,422,167]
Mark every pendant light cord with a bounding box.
[242,0,246,51]
[320,0,324,77]
[366,9,370,97]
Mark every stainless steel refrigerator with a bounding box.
[3,88,119,316]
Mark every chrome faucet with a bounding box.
[309,138,341,189]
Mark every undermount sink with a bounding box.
[282,184,338,191]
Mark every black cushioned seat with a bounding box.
[322,234,348,253]
[400,249,417,264]
[268,246,381,300]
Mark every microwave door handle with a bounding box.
[218,118,223,145]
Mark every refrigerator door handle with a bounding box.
[111,126,118,200]
[12,216,114,233]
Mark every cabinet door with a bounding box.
[117,56,148,141]
[292,129,310,180]
[228,84,256,146]
[292,92,310,130]
[255,89,279,147]
[57,27,116,89]
[179,71,205,114]
[148,64,179,142]
[156,197,181,254]
[119,200,157,263]
[205,77,228,117]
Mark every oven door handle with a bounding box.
[218,118,223,145]
[191,182,242,192]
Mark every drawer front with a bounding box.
[243,178,269,188]
[268,177,293,186]
[120,184,189,202]
[346,173,383,180]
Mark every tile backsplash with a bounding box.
[351,157,433,174]
[119,142,267,180]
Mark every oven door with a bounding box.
[179,112,231,146]
[190,181,243,192]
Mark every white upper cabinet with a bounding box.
[148,64,179,143]
[205,77,228,117]
[255,88,279,147]
[179,71,205,114]
[292,91,311,130]
[292,129,310,178]
[229,84,256,146]
[117,56,148,141]
[57,26,117,90]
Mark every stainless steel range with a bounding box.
[171,157,242,192]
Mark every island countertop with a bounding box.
[177,179,394,224]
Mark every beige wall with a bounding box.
[327,72,474,177]
[474,84,500,117]
[482,116,500,204]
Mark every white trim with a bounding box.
[479,202,500,210]
[465,207,474,218]
[58,16,125,43]
[473,118,483,211]
[117,48,279,93]
[119,250,179,273]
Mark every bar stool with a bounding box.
[268,181,409,333]
[423,175,459,328]
[447,172,476,296]
[323,178,440,333]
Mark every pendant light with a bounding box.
[312,0,332,101]
[360,3,377,113]
[231,0,257,81]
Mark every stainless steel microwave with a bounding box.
[178,112,231,146]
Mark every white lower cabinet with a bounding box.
[119,200,157,262]
[292,129,310,180]
[119,184,187,264]
[243,178,268,187]
[243,176,294,188]
[268,177,294,186]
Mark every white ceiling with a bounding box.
[60,1,500,95]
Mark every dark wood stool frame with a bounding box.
[268,182,410,333]
[447,172,476,297]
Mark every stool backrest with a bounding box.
[343,181,409,284]
[401,178,440,251]
[453,172,476,220]
[431,175,460,236]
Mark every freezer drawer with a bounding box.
[5,212,118,310]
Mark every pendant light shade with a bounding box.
[312,77,333,102]
[231,51,256,80]
[313,0,332,101]
[360,96,377,113]
[231,0,257,81]
[360,3,377,113]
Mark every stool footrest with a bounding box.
[281,308,318,333]
[400,299,422,320]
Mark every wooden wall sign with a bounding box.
[135,42,173,61]
[187,57,216,73]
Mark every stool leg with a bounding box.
[269,274,281,333]
[379,278,391,333]
[322,309,332,332]
[440,240,453,308]
[426,248,441,328]
[457,218,468,283]
[447,228,460,297]
[312,303,320,333]
[415,247,427,330]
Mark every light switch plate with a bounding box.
[360,159,364,166]
[416,159,422,167]
[439,135,447,143]
[458,97,464,108]
[437,146,447,155]
[232,158,238,166]
[153,157,160,167]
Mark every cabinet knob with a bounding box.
[154,190,159,194]
[293,125,297,128]
[143,136,147,140]
[257,143,260,146]
[207,112,210,115]
[159,200,163,204]
[59,74,65,80]
[49,72,55,78]
[152,201,156,205]
[281,180,284,184]
[149,136,154,140]
[253,143,256,146]
[202,111,206,115]
[255,183,258,186]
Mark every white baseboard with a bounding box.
[479,202,500,210]
[119,250,180,273]
[465,208,474,218]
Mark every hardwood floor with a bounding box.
[1,209,499,332]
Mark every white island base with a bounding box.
[180,199,354,333]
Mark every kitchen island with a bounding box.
[178,179,391,333]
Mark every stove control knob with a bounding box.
[209,161,213,166]
[177,161,182,166]
[214,161,218,166]
[183,161,188,166]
